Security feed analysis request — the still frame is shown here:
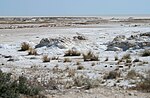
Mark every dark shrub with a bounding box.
[0,70,41,98]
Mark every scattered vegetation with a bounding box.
[83,51,99,61]
[28,48,38,55]
[42,55,50,62]
[141,49,150,57]
[64,49,81,56]
[19,42,30,51]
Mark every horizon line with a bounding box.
[0,14,150,17]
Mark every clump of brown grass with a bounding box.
[19,42,30,51]
[28,48,38,55]
[64,49,81,56]
[64,58,71,62]
[42,55,50,63]
[83,51,99,61]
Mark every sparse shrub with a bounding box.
[77,65,84,70]
[141,49,150,57]
[115,56,118,61]
[64,49,81,56]
[19,42,30,51]
[83,51,99,61]
[64,58,71,62]
[28,48,38,55]
[104,71,120,79]
[42,55,50,62]
[122,54,131,60]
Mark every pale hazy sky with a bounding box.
[0,0,150,16]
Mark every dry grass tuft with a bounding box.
[64,49,81,56]
[28,48,38,55]
[64,58,71,62]
[42,55,50,63]
[83,51,99,61]
[19,42,30,51]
